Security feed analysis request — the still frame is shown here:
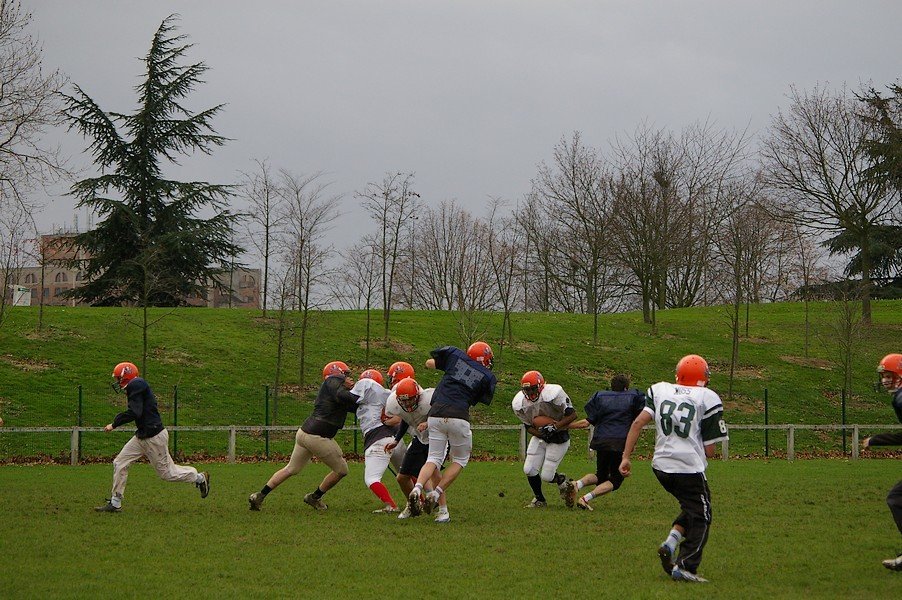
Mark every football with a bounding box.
[532,415,555,427]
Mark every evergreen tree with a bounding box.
[62,15,241,306]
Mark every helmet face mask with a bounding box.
[877,353,902,392]
[395,378,420,412]
[112,362,139,390]
[520,370,545,402]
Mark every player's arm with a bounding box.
[863,432,902,447]
[554,406,577,429]
[425,358,436,369]
[569,418,590,429]
[380,407,401,427]
[110,385,144,430]
[619,410,653,477]
[701,403,728,456]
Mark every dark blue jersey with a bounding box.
[111,377,165,439]
[585,388,646,451]
[429,346,496,421]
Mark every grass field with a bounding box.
[2,457,900,599]
[1,301,900,459]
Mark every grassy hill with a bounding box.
[0,300,899,457]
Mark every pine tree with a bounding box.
[62,15,241,306]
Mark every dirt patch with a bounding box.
[780,355,832,370]
[723,394,765,414]
[150,347,200,367]
[744,337,772,344]
[0,354,53,372]
[511,340,539,352]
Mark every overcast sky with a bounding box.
[27,0,902,253]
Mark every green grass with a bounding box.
[0,301,900,457]
[1,458,900,598]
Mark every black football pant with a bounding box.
[889,479,902,536]
[595,449,625,491]
[653,468,711,574]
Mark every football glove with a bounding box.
[540,424,557,437]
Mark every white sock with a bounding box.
[110,495,122,508]
[438,506,449,515]
[435,486,444,497]
[413,483,423,492]
[575,480,585,491]
[582,492,594,502]
[195,473,205,484]
[664,529,683,552]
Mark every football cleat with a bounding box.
[560,480,576,508]
[883,553,902,571]
[397,504,412,520]
[671,567,708,583]
[196,472,210,498]
[424,490,440,515]
[372,505,399,514]
[658,544,674,575]
[407,488,423,517]
[576,497,593,511]
[524,498,547,508]
[434,510,451,523]
[94,500,121,513]
[303,492,328,511]
[248,492,264,511]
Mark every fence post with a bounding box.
[787,426,795,461]
[172,385,178,457]
[228,427,236,463]
[264,385,270,459]
[77,385,83,461]
[852,425,859,460]
[764,388,769,457]
[721,437,729,461]
[519,426,526,461]
[70,427,79,466]
[841,388,847,454]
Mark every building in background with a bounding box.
[5,233,260,309]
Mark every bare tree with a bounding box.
[485,197,522,346]
[0,0,67,207]
[531,132,622,342]
[333,236,380,363]
[358,172,419,343]
[710,179,765,400]
[819,289,866,402]
[238,159,284,316]
[278,170,339,386]
[762,84,897,324]
[0,193,28,327]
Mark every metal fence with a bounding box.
[1,423,900,465]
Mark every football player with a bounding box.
[383,378,448,521]
[352,369,407,514]
[408,342,496,520]
[248,361,358,512]
[95,362,209,513]
[620,354,728,583]
[861,353,902,571]
[564,373,646,511]
[512,370,577,508]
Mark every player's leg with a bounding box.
[97,435,143,511]
[579,450,622,509]
[143,430,208,498]
[435,417,472,492]
[365,437,398,512]
[663,472,711,577]
[882,480,902,570]
[304,434,349,510]
[411,417,446,514]
[249,428,312,510]
[652,468,688,575]
[397,439,427,518]
[523,435,547,506]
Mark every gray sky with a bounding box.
[28,1,902,251]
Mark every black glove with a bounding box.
[540,424,557,436]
